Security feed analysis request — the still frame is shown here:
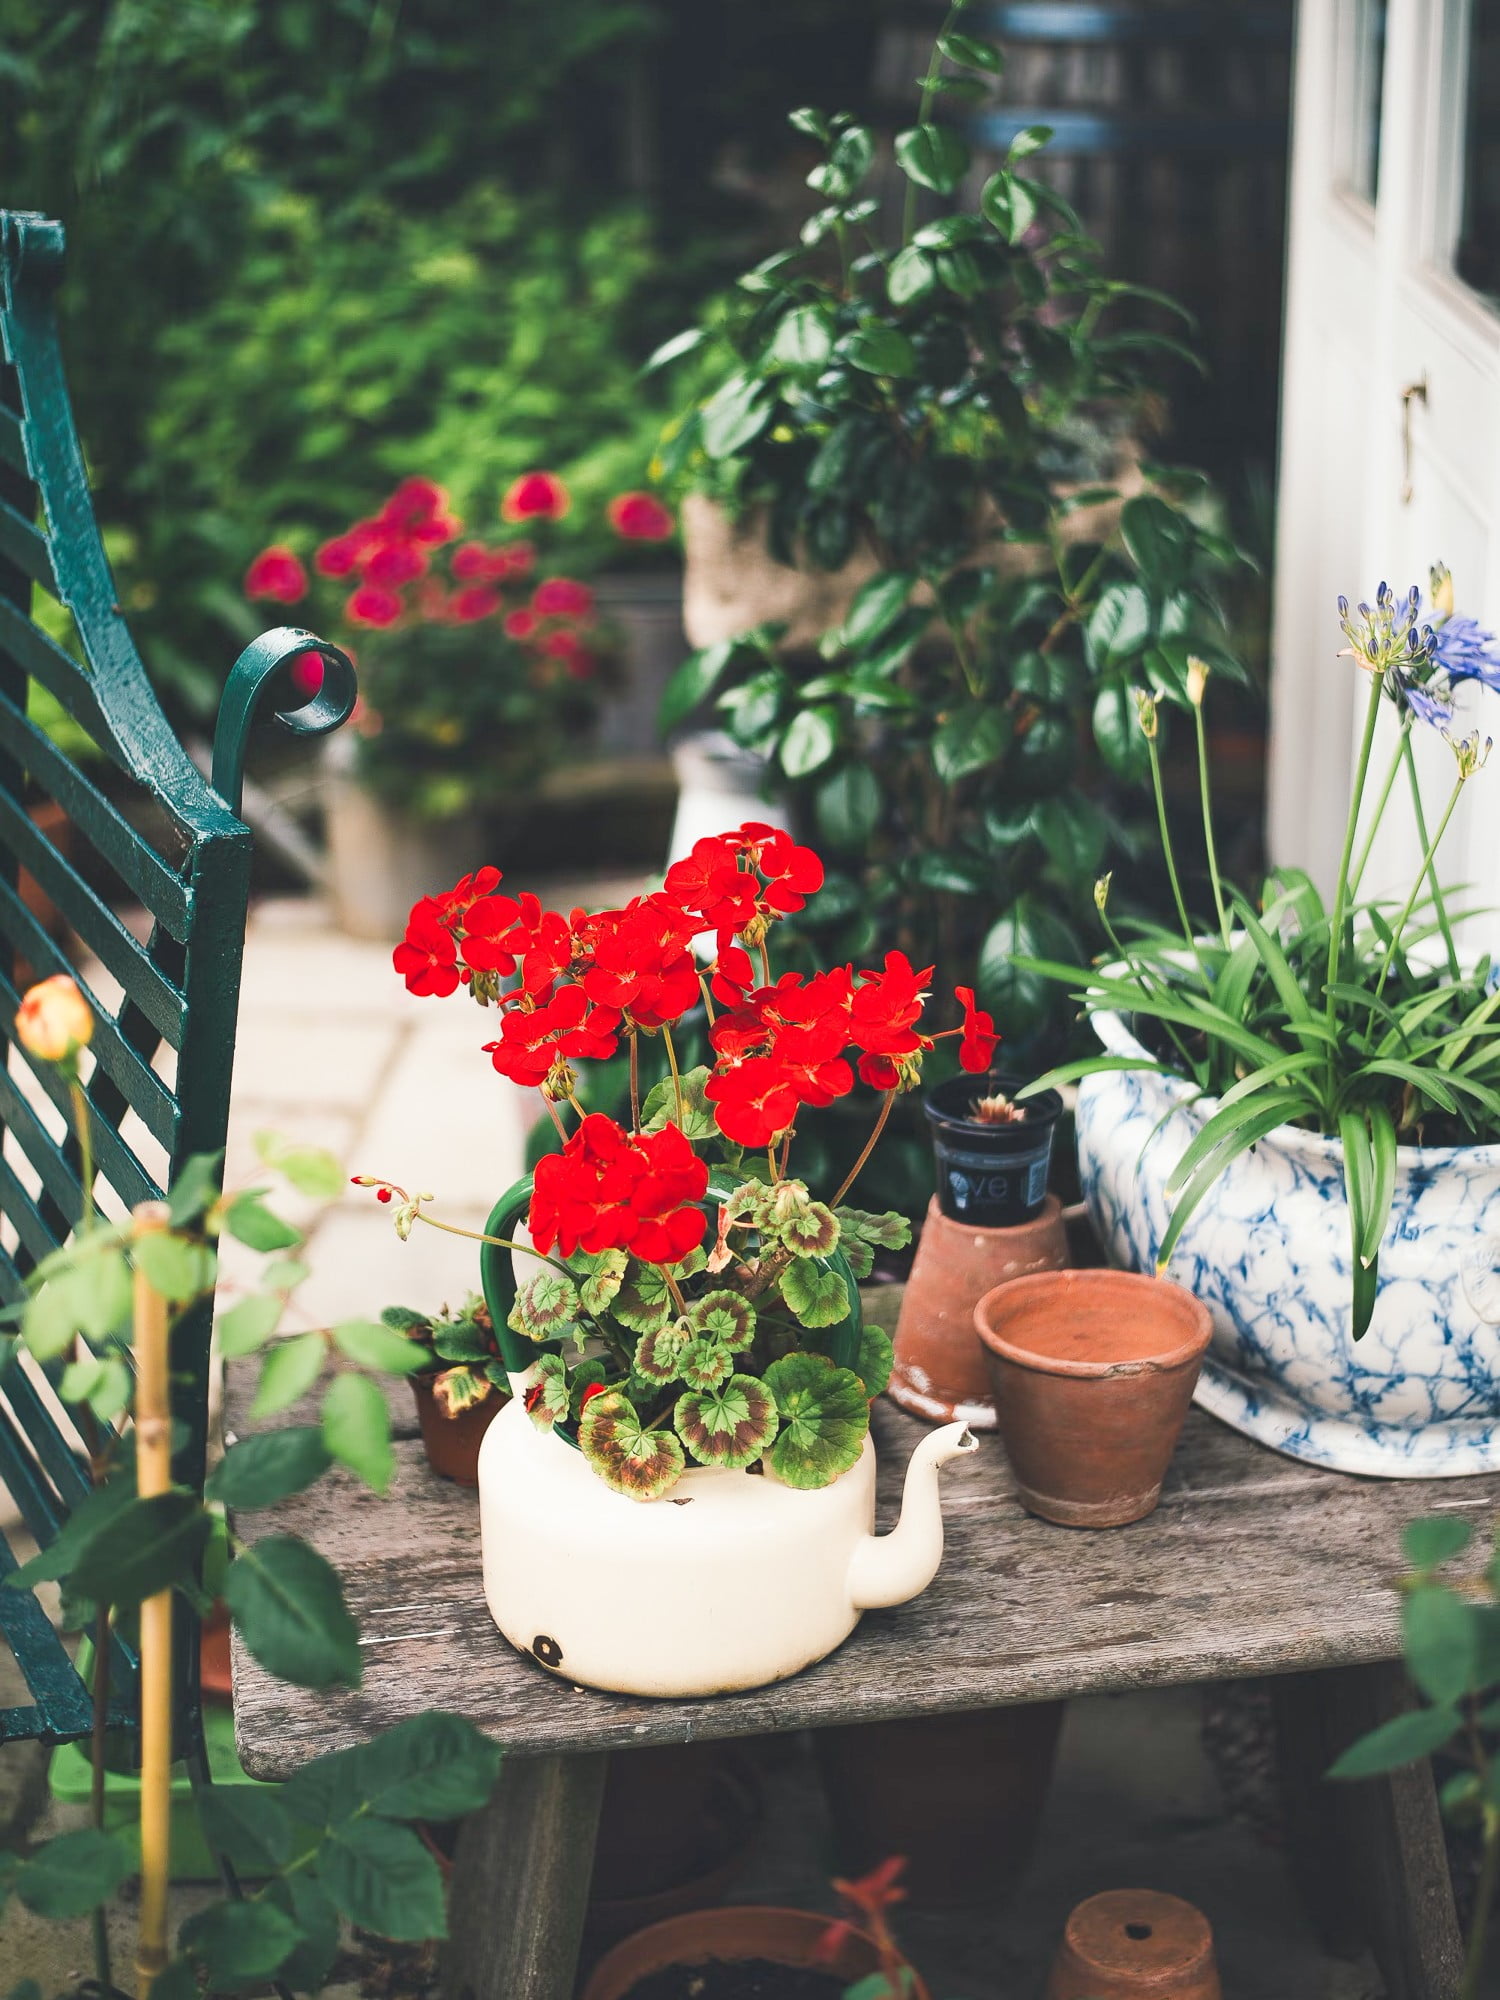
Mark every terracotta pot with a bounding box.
[199,1601,233,1706]
[975,1269,1212,1527]
[409,1375,504,1486]
[581,1905,885,2000]
[814,1702,1064,1906]
[890,1195,1069,1428]
[1046,1889,1221,1999]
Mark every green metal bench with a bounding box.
[0,207,354,1751]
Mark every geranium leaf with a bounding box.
[780,1199,840,1257]
[841,1236,875,1281]
[687,1289,756,1352]
[778,1259,851,1328]
[432,1366,491,1416]
[675,1373,778,1468]
[613,1263,676,1333]
[579,1392,685,1500]
[634,1321,690,1384]
[856,1322,895,1399]
[524,1353,570,1430]
[678,1336,734,1392]
[764,1353,869,1488]
[836,1207,913,1252]
[507,1272,580,1342]
[641,1066,717,1142]
[573,1248,629,1316]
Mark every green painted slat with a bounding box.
[0,599,119,772]
[0,495,55,595]
[0,1382,68,1546]
[0,970,159,1211]
[0,1526,97,1740]
[0,404,24,478]
[1,1361,92,1513]
[0,883,177,1150]
[0,680,191,936]
[0,1145,62,1267]
[0,787,185,1046]
[0,1059,84,1223]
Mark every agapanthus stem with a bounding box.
[1326,667,1387,1054]
[831,1090,897,1210]
[1146,731,1203,974]
[1192,700,1231,949]
[1403,732,1461,980]
[1349,716,1410,898]
[1372,770,1466,1007]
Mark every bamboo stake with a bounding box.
[133,1201,173,2000]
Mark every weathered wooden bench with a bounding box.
[0,206,352,1754]
[230,1286,1480,2000]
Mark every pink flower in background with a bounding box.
[504,541,536,577]
[607,492,674,542]
[364,540,428,588]
[244,545,308,604]
[315,523,382,577]
[379,478,449,532]
[501,471,571,522]
[504,609,539,641]
[451,586,501,624]
[288,652,325,698]
[346,584,403,629]
[533,576,594,619]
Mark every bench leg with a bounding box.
[441,1749,608,2000]
[1271,1661,1463,2000]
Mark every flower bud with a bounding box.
[15,975,93,1065]
[1431,563,1455,621]
[1135,689,1160,740]
[1186,656,1209,708]
[1093,872,1113,914]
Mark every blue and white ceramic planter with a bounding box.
[1076,1007,1500,1477]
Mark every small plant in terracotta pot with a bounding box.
[382,1293,510,1485]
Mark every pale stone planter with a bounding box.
[321,735,481,942]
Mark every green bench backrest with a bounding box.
[0,208,354,1745]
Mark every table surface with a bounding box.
[229,1291,1500,1779]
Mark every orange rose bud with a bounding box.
[15,975,94,1064]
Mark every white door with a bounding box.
[1267,0,1500,931]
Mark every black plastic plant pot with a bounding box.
[922,1072,1063,1227]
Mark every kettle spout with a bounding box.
[846,1422,979,1610]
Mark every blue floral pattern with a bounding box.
[1076,1010,1500,1476]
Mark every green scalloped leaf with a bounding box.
[579,1393,686,1500]
[686,1290,756,1352]
[855,1322,895,1400]
[779,1199,840,1257]
[836,1207,913,1252]
[613,1249,706,1332]
[840,1236,875,1281]
[678,1337,734,1392]
[524,1354,570,1431]
[633,1320,690,1384]
[574,1249,628,1317]
[764,1353,869,1488]
[778,1259,851,1328]
[507,1272,580,1342]
[640,1065,717,1143]
[567,1359,609,1418]
[675,1373,778,1468]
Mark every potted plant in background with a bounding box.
[245,469,655,938]
[358,821,997,1696]
[648,0,1253,1124]
[379,1292,509,1486]
[1024,574,1500,1477]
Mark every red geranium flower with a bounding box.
[451,585,502,623]
[577,896,700,1029]
[850,951,933,1057]
[315,522,383,577]
[501,471,571,522]
[502,893,575,996]
[393,900,462,998]
[484,986,621,1090]
[244,545,308,604]
[504,609,539,641]
[607,491,675,542]
[955,986,999,1072]
[527,1113,707,1263]
[346,584,404,629]
[364,540,428,589]
[704,1056,803,1148]
[532,576,594,619]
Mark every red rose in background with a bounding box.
[288,652,325,699]
[364,541,428,589]
[346,584,403,629]
[244,545,308,604]
[501,471,571,522]
[504,609,539,641]
[451,586,502,624]
[607,491,674,542]
[533,577,594,619]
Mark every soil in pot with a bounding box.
[976,1268,1212,1527]
[923,1072,1062,1227]
[618,1964,845,2000]
[815,1703,1064,1906]
[582,1906,883,2000]
[409,1375,504,1486]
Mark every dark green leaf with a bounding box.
[1087,581,1153,670]
[887,246,936,307]
[1328,1703,1461,1778]
[6,1474,135,1589]
[700,373,772,459]
[845,326,918,377]
[71,1492,211,1607]
[660,641,740,736]
[223,1193,303,1254]
[814,765,882,850]
[980,172,1037,243]
[207,1428,331,1510]
[180,1899,302,1986]
[1008,124,1053,160]
[351,1711,503,1820]
[225,1534,362,1690]
[840,572,916,650]
[780,706,838,779]
[1092,681,1152,782]
[1404,1586,1479,1705]
[1121,495,1193,591]
[937,28,1004,71]
[194,1787,296,1873]
[168,1151,224,1227]
[321,1815,447,1941]
[894,124,971,194]
[933,705,1011,783]
[1403,1515,1474,1570]
[768,305,833,373]
[15,1829,131,1917]
[323,1373,395,1494]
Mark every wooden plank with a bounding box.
[440,1752,607,2000]
[1273,1663,1464,2000]
[231,1385,1500,1776]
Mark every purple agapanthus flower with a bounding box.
[1431,615,1500,691]
[1396,676,1454,729]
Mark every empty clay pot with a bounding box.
[889,1195,1068,1428]
[975,1269,1212,1527]
[1045,1889,1221,1999]
[410,1375,504,1486]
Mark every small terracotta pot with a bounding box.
[409,1375,504,1486]
[581,1905,885,2000]
[975,1269,1212,1527]
[815,1702,1064,1906]
[1046,1889,1221,1999]
[890,1195,1068,1428]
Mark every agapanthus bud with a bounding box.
[1186,656,1209,708]
[1431,563,1455,621]
[1451,730,1493,781]
[1094,873,1113,914]
[15,975,93,1066]
[1135,689,1160,740]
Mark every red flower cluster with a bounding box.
[392,824,1001,1149]
[606,491,675,542]
[530,1113,709,1263]
[244,544,308,604]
